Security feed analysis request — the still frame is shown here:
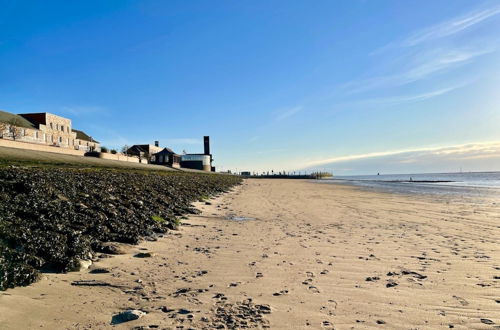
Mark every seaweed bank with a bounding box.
[0,166,241,290]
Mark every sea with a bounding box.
[321,171,500,200]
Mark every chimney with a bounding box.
[154,141,159,147]
[204,136,210,155]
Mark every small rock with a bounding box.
[134,252,156,258]
[98,242,131,255]
[178,308,192,315]
[89,268,111,274]
[111,309,146,325]
[77,259,92,271]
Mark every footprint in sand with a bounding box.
[452,295,469,306]
[273,289,289,296]
[308,286,320,293]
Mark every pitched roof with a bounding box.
[156,147,179,155]
[73,129,100,143]
[0,110,37,129]
[129,144,163,154]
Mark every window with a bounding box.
[59,136,62,143]
[35,131,39,139]
[61,125,64,132]
[50,123,53,129]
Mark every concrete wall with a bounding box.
[0,138,86,156]
[91,152,142,163]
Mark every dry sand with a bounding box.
[1,179,499,329]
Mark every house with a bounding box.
[126,144,163,162]
[150,148,181,168]
[73,129,101,152]
[0,110,100,152]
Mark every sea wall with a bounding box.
[0,167,241,290]
[0,138,86,156]
[85,151,143,163]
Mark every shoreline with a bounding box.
[1,179,499,329]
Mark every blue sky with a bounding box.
[1,1,500,174]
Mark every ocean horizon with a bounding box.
[322,171,500,198]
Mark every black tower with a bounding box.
[203,136,210,155]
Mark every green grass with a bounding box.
[151,215,166,224]
[0,146,222,177]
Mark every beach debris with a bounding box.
[225,215,255,221]
[111,309,146,325]
[70,280,124,289]
[209,299,271,329]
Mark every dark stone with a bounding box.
[111,309,145,325]
[89,268,111,274]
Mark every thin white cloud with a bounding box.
[404,47,494,81]
[343,47,492,94]
[355,84,464,106]
[403,5,500,47]
[275,106,303,121]
[303,141,500,168]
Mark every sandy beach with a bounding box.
[1,179,499,329]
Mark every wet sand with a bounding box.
[1,179,499,329]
